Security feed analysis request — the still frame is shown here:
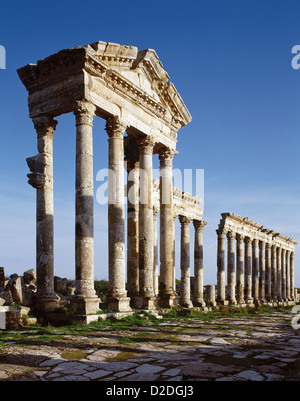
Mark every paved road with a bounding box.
[0,310,299,381]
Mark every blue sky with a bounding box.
[0,0,299,287]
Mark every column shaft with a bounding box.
[265,243,272,302]
[227,232,236,304]
[276,247,282,301]
[153,208,159,296]
[244,237,253,304]
[217,229,226,304]
[290,252,295,300]
[138,136,156,308]
[281,249,287,301]
[159,148,176,307]
[236,234,245,304]
[126,155,140,300]
[286,251,291,300]
[27,115,58,312]
[179,216,193,308]
[193,220,207,306]
[106,116,131,311]
[271,245,277,301]
[252,239,259,302]
[259,241,266,302]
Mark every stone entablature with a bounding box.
[18,41,192,152]
[219,213,297,252]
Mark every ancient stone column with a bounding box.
[265,243,272,302]
[271,245,277,301]
[216,229,226,304]
[106,116,131,312]
[252,239,259,302]
[27,115,59,312]
[159,148,176,307]
[286,250,291,301]
[236,234,245,304]
[281,249,287,301]
[153,207,159,296]
[227,231,237,304]
[125,143,140,302]
[179,216,193,308]
[276,247,282,301]
[193,220,207,307]
[73,101,99,314]
[244,237,253,304]
[290,252,295,301]
[137,136,156,309]
[259,241,266,302]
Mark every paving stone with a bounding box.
[234,370,264,381]
[135,364,165,374]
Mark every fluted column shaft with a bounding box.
[193,220,207,306]
[244,237,253,304]
[138,136,155,307]
[106,116,130,311]
[236,234,245,304]
[217,229,226,304]
[27,115,58,311]
[252,239,259,302]
[227,232,236,304]
[159,148,176,307]
[259,241,266,302]
[179,216,193,308]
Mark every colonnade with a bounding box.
[216,213,297,305]
[26,104,206,314]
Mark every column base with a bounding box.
[180,300,193,308]
[106,296,132,312]
[131,295,158,310]
[34,292,60,313]
[71,295,100,315]
[193,298,206,307]
[217,298,228,306]
[158,293,178,308]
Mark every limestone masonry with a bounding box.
[14,41,298,322]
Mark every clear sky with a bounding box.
[0,0,299,287]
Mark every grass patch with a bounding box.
[61,349,87,361]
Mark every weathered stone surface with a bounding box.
[23,269,36,284]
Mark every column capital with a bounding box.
[32,115,58,137]
[106,115,128,138]
[159,147,178,167]
[259,241,266,250]
[226,231,236,240]
[216,228,226,238]
[137,135,156,155]
[244,236,253,244]
[74,100,96,127]
[193,220,207,231]
[236,233,245,242]
[266,242,272,250]
[179,215,191,226]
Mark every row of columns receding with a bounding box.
[216,229,296,305]
[26,101,207,314]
